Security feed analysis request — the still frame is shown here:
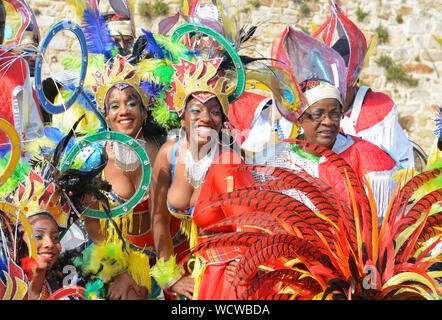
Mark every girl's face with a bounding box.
[29,215,61,271]
[106,86,145,139]
[297,98,341,150]
[181,96,223,150]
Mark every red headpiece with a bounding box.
[313,0,367,87]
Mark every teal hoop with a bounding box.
[171,23,246,103]
[60,131,151,219]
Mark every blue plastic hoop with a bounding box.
[34,20,88,115]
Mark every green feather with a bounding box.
[150,98,180,130]
[0,154,30,198]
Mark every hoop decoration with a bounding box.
[0,202,36,260]
[171,23,246,104]
[47,285,86,300]
[60,131,151,219]
[0,119,21,188]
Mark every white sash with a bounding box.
[341,86,370,135]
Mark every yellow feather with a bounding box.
[362,32,378,69]
[394,211,428,255]
[66,0,87,20]
[433,34,442,49]
[382,272,439,298]
[127,247,151,292]
[181,0,190,15]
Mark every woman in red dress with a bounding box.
[150,57,255,299]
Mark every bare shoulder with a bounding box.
[153,138,177,169]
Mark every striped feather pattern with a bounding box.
[191,138,442,299]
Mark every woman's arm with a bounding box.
[150,141,174,260]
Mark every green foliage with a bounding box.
[300,3,311,16]
[396,14,403,24]
[248,0,260,8]
[375,24,390,44]
[139,0,170,18]
[375,55,418,87]
[398,114,412,133]
[356,7,369,22]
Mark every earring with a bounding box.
[179,127,186,140]
[219,122,234,147]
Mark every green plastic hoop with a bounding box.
[60,131,151,219]
[171,23,246,103]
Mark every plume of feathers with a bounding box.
[192,139,442,300]
[80,5,119,60]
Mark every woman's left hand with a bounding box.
[225,259,240,283]
[107,271,146,300]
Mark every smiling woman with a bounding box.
[24,213,62,300]
[257,78,399,223]
[150,57,255,300]
[79,53,169,300]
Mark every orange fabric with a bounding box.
[196,263,249,300]
[193,150,255,300]
[193,150,255,231]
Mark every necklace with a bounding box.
[112,138,146,172]
[110,127,146,172]
[184,144,218,189]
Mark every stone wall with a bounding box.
[29,0,442,155]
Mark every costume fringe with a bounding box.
[98,210,134,244]
[127,248,151,292]
[180,219,198,250]
[190,255,206,300]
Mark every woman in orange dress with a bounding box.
[150,57,255,299]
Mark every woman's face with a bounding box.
[106,86,145,138]
[29,215,61,271]
[181,96,223,149]
[297,98,341,150]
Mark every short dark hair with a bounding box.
[332,38,350,66]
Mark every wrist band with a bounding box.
[150,255,184,289]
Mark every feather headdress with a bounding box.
[312,0,376,88]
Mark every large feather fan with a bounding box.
[192,139,442,300]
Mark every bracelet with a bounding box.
[165,274,182,289]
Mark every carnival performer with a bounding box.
[0,0,43,149]
[256,78,399,223]
[14,184,63,300]
[262,24,400,221]
[150,55,256,300]
[312,0,414,169]
[158,0,277,154]
[0,114,111,300]
[2,0,50,125]
[104,13,135,56]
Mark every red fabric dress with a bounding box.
[282,133,399,221]
[340,86,414,169]
[192,150,255,300]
